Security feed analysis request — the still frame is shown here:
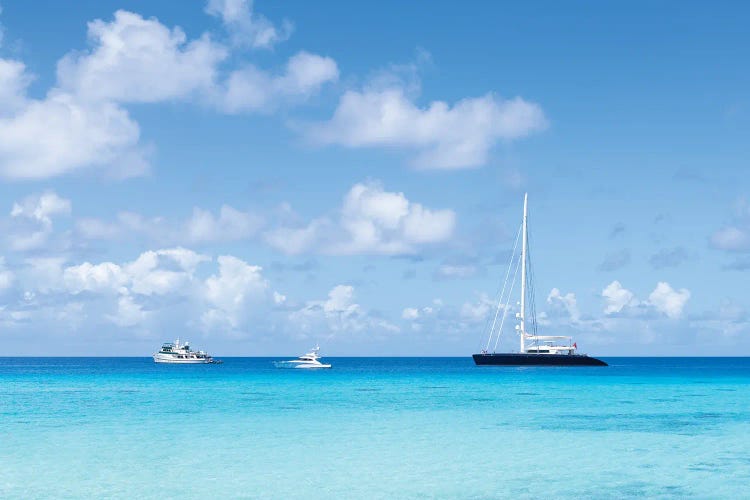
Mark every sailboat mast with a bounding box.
[520,193,528,353]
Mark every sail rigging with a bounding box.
[478,193,557,354]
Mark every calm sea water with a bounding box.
[1,357,749,499]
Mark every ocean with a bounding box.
[1,357,749,498]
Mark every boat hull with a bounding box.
[153,354,213,364]
[472,353,607,366]
[274,361,331,369]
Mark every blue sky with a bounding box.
[0,0,748,355]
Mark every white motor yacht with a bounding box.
[275,346,331,369]
[153,339,216,364]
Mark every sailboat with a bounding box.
[472,194,607,366]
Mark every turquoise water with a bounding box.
[2,357,749,499]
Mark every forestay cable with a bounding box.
[484,223,522,352]
[493,249,522,353]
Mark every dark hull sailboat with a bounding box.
[472,194,607,368]
[473,352,607,366]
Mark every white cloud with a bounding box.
[8,192,72,251]
[205,0,292,49]
[602,280,690,319]
[23,257,67,293]
[547,288,580,322]
[37,247,208,297]
[264,219,330,255]
[273,291,286,305]
[54,8,333,114]
[126,248,209,296]
[0,85,147,179]
[0,7,336,180]
[108,293,148,327]
[77,205,262,245]
[290,284,398,336]
[648,282,690,319]
[460,293,494,322]
[602,280,637,315]
[201,255,268,330]
[308,84,547,169]
[11,191,71,225]
[0,59,32,113]
[155,247,211,273]
[57,10,227,104]
[322,285,360,316]
[266,181,456,255]
[186,205,263,243]
[218,51,338,113]
[63,262,128,294]
[402,307,419,320]
[14,248,278,334]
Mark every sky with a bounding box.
[0,0,748,356]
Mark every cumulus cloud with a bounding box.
[108,293,149,327]
[217,51,338,113]
[265,181,456,255]
[602,280,638,315]
[201,255,268,330]
[57,10,227,104]
[0,7,336,180]
[15,248,278,331]
[547,288,580,322]
[63,262,128,295]
[460,293,495,323]
[0,61,147,180]
[76,204,263,245]
[402,307,419,320]
[206,0,292,49]
[22,257,66,293]
[11,191,72,225]
[290,284,398,337]
[8,192,72,251]
[59,247,209,298]
[273,291,287,305]
[401,296,496,338]
[648,282,691,319]
[186,205,264,243]
[0,59,32,113]
[602,280,690,319]
[307,78,547,169]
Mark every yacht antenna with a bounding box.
[520,193,528,353]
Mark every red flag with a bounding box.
[573,342,577,349]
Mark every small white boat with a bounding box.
[275,346,331,369]
[153,339,216,364]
